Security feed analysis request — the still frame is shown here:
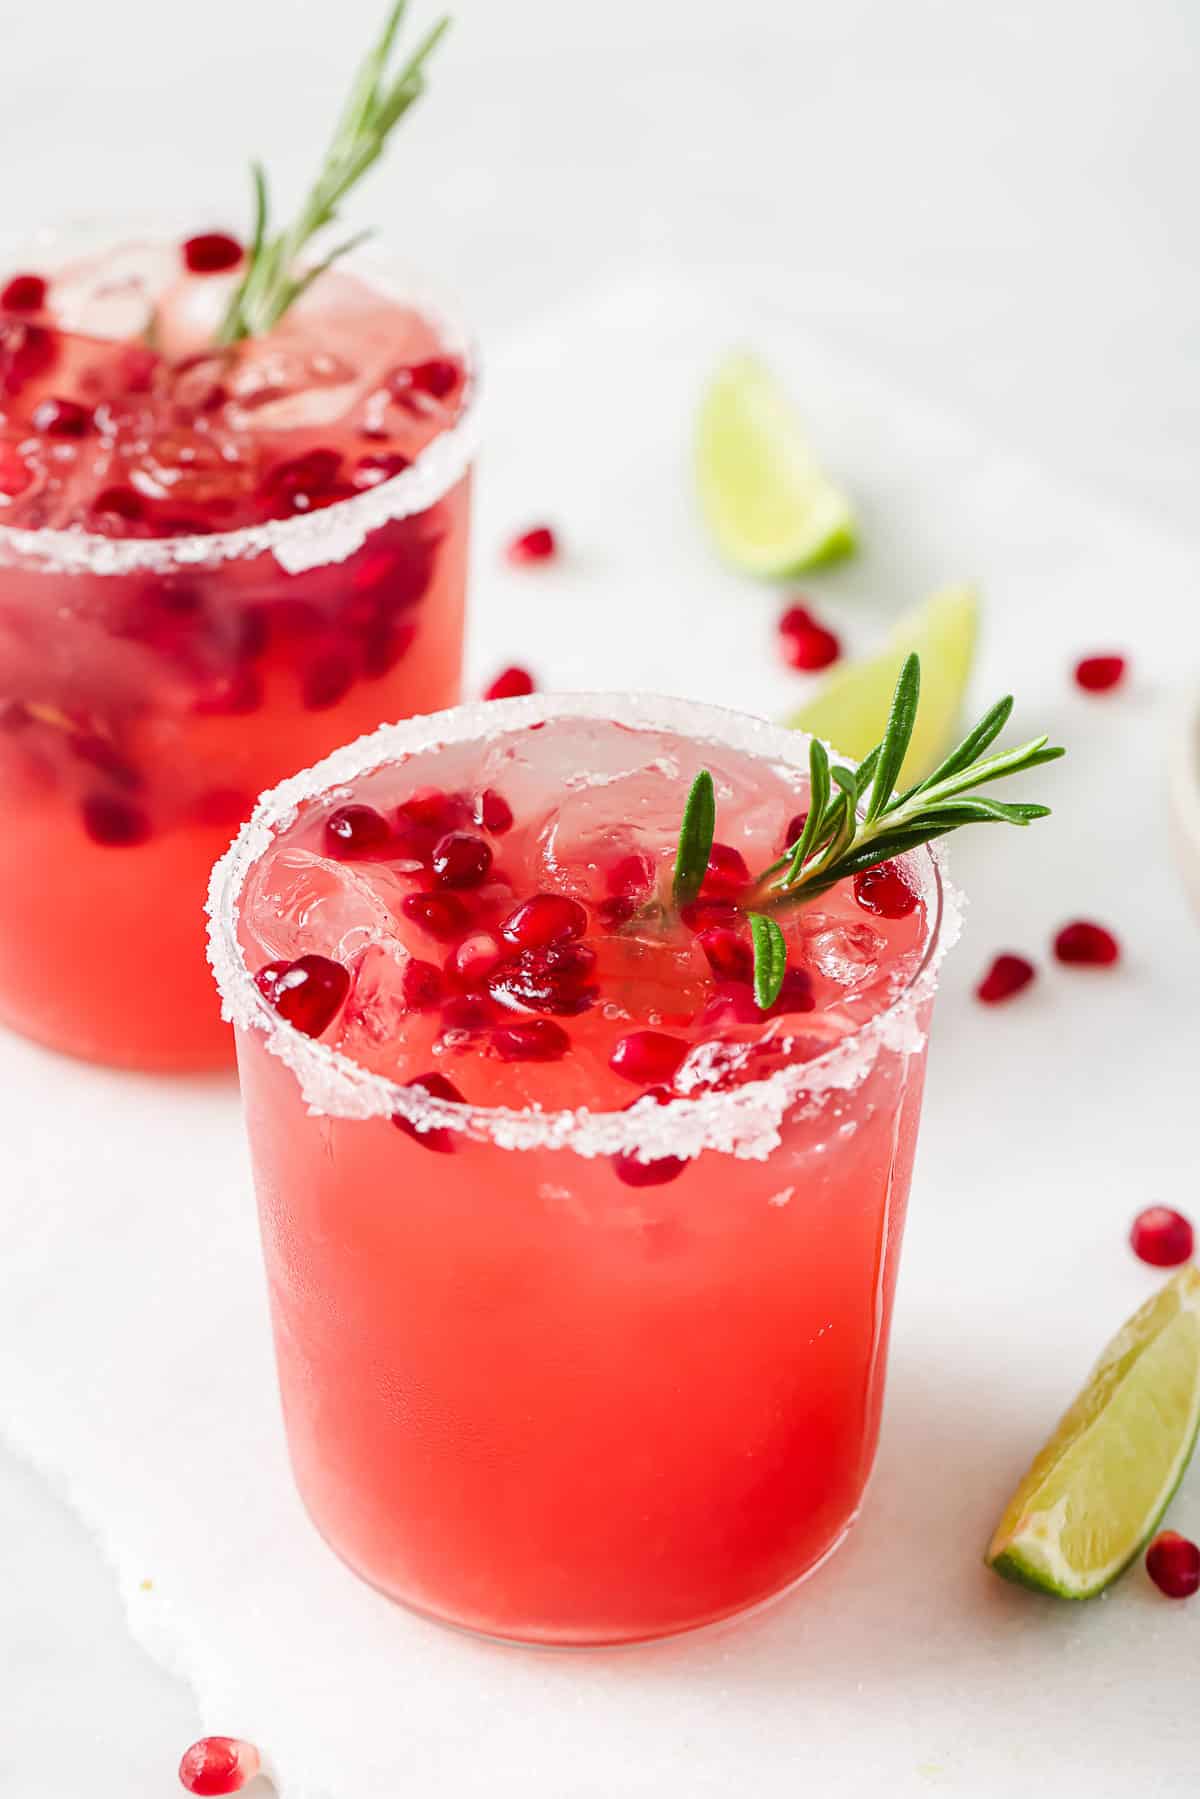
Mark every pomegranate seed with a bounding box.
[255,955,350,1038]
[474,788,514,834]
[492,1017,571,1062]
[487,941,598,1016]
[783,811,809,850]
[779,603,840,672]
[402,890,470,941]
[598,895,637,928]
[387,358,460,402]
[607,852,655,898]
[352,450,410,489]
[0,440,32,496]
[401,788,470,833]
[702,841,751,900]
[1074,653,1126,694]
[1130,1207,1194,1268]
[484,664,536,702]
[450,930,506,984]
[182,233,243,275]
[612,1089,686,1187]
[0,320,57,395]
[698,981,763,1028]
[976,953,1036,1005]
[440,992,499,1034]
[680,897,742,932]
[323,804,393,860]
[505,525,556,565]
[500,893,587,950]
[264,448,344,513]
[401,958,444,1012]
[81,792,151,848]
[1146,1531,1200,1599]
[1054,919,1120,967]
[178,1736,260,1795]
[301,651,355,711]
[432,831,492,889]
[854,862,917,918]
[769,966,815,1015]
[32,396,91,438]
[90,484,145,526]
[613,1151,688,1188]
[610,1030,689,1086]
[697,926,754,984]
[1,273,46,312]
[392,1071,464,1154]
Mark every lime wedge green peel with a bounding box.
[696,352,856,577]
[986,1265,1200,1600]
[790,583,978,785]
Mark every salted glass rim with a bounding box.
[0,221,480,577]
[207,693,962,1164]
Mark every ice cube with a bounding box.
[802,915,887,989]
[243,847,406,966]
[335,940,414,1065]
[49,241,179,343]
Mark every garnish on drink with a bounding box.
[672,653,1063,1007]
[986,1266,1200,1600]
[0,3,474,1071]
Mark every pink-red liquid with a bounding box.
[231,712,940,1643]
[0,238,472,1068]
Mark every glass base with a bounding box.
[310,1505,863,1651]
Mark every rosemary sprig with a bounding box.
[215,2,450,344]
[673,769,716,907]
[671,654,1065,1007]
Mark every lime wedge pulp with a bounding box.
[695,352,856,577]
[789,583,978,784]
[986,1265,1200,1600]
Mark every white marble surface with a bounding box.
[1,2,1199,1793]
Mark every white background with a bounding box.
[2,2,1199,1794]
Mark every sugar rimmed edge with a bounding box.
[0,244,480,577]
[206,692,963,1164]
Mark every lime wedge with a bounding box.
[789,583,978,783]
[986,1265,1200,1599]
[696,353,856,576]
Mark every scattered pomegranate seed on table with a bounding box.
[1145,1531,1200,1599]
[1129,1207,1194,1268]
[1073,653,1127,694]
[178,1735,260,1795]
[505,524,557,565]
[778,602,841,672]
[82,792,152,848]
[976,953,1036,1005]
[1,272,47,311]
[1053,919,1120,966]
[182,233,244,275]
[484,664,536,701]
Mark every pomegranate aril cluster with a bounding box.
[778,602,840,672]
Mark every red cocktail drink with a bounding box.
[0,234,475,1067]
[210,694,956,1644]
